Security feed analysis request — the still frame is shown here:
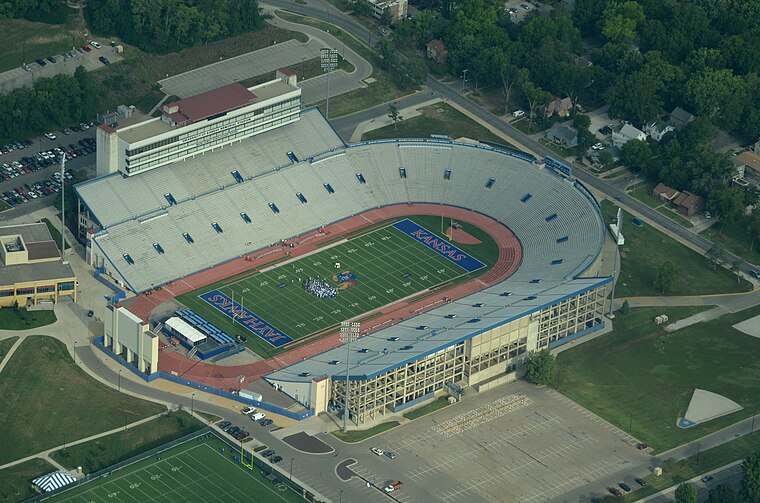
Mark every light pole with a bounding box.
[320,48,338,119]
[191,393,195,416]
[73,341,77,364]
[340,321,360,433]
[289,458,293,480]
[339,490,343,503]
[461,69,469,92]
[118,369,122,392]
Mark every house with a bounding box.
[673,191,705,216]
[734,151,760,181]
[545,97,573,117]
[644,120,674,142]
[357,0,407,21]
[426,40,447,64]
[545,123,578,148]
[669,107,694,130]
[612,124,647,148]
[652,183,679,204]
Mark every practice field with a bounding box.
[49,434,304,503]
[177,215,495,357]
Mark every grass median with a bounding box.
[403,397,451,420]
[332,421,400,443]
[0,336,165,465]
[0,336,18,364]
[557,305,760,452]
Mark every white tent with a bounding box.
[32,470,76,493]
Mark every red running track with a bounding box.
[134,204,522,390]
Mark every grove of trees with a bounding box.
[0,67,100,141]
[85,0,265,53]
[0,0,68,24]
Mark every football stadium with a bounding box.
[76,75,610,426]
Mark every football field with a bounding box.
[177,216,492,357]
[49,434,303,503]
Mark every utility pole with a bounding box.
[60,153,68,264]
[340,321,360,432]
[320,48,338,120]
[461,69,469,92]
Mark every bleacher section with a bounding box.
[79,109,605,295]
[176,309,235,345]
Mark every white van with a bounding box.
[251,412,266,421]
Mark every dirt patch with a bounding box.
[446,225,481,245]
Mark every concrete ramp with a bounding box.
[677,389,742,428]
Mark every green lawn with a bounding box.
[331,421,400,443]
[656,206,694,229]
[0,336,165,465]
[48,434,305,502]
[0,458,56,503]
[701,220,760,266]
[601,200,752,296]
[0,308,56,330]
[0,15,87,73]
[403,396,451,420]
[0,336,18,363]
[627,181,662,209]
[41,217,70,250]
[557,305,760,452]
[177,215,496,358]
[0,199,11,212]
[362,102,504,144]
[628,429,760,501]
[538,137,574,157]
[51,411,205,474]
[195,411,223,424]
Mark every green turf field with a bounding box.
[49,434,304,503]
[177,215,496,357]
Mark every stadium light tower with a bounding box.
[320,48,338,119]
[340,321,360,433]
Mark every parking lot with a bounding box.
[0,40,123,94]
[345,381,649,503]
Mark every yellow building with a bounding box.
[0,223,77,308]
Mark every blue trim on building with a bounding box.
[548,321,605,349]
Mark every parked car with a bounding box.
[371,447,384,456]
[90,40,102,49]
[521,2,531,9]
[82,45,92,52]
[46,56,57,64]
[384,451,397,459]
[261,449,275,458]
[701,475,714,483]
[608,487,623,497]
[635,442,649,450]
[259,418,273,426]
[241,406,257,415]
[44,132,57,140]
[270,455,283,463]
[619,482,631,492]
[251,412,266,421]
[592,142,604,150]
[635,477,647,486]
[512,110,525,118]
[750,270,760,279]
[99,56,110,65]
[383,481,403,493]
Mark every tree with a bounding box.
[601,1,644,44]
[375,37,396,70]
[599,150,614,167]
[731,259,743,283]
[620,299,631,315]
[523,349,556,386]
[380,8,393,27]
[675,482,697,503]
[748,210,760,253]
[706,483,739,503]
[620,139,651,168]
[352,0,373,17]
[685,68,747,130]
[607,72,664,125]
[706,245,726,271]
[493,50,521,115]
[520,72,551,132]
[710,188,745,231]
[654,260,678,295]
[573,113,595,154]
[387,104,402,130]
[742,452,760,502]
